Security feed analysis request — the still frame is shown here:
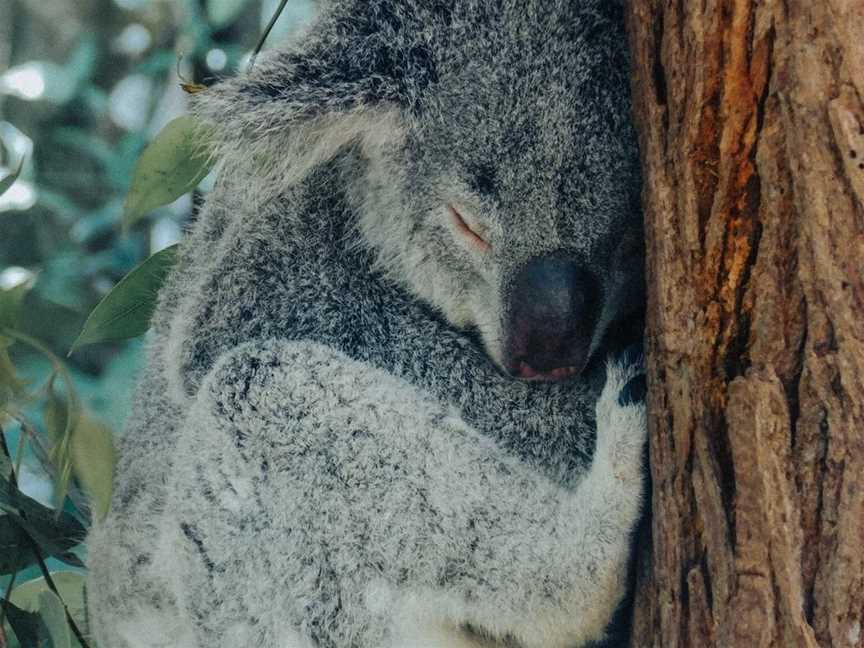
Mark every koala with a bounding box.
[85,1,646,647]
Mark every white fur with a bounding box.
[89,341,645,647]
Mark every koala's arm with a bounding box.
[152,339,645,648]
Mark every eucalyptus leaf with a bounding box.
[1,432,12,481]
[70,244,178,352]
[0,157,24,198]
[27,421,91,519]
[123,116,214,228]
[9,573,88,640]
[0,477,86,564]
[42,378,78,508]
[38,590,73,648]
[207,0,252,28]
[3,600,43,648]
[0,349,27,411]
[43,388,68,446]
[55,551,85,569]
[0,277,34,330]
[0,516,33,574]
[70,414,115,521]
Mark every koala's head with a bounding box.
[196,0,643,381]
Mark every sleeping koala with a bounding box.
[86,1,647,647]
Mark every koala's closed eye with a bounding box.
[448,205,492,252]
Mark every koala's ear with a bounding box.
[191,1,439,180]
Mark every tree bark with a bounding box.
[625,1,864,646]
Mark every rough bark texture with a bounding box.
[625,1,864,647]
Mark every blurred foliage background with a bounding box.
[0,1,315,644]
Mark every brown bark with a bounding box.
[625,1,864,647]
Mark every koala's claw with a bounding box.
[594,350,648,483]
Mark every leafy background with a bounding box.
[0,1,314,645]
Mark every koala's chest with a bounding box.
[180,236,595,478]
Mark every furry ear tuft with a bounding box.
[190,1,442,186]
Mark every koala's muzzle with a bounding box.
[503,255,600,381]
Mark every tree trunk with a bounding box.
[625,1,864,646]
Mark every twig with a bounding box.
[250,0,290,69]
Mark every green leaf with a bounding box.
[123,116,214,229]
[38,590,72,648]
[0,157,24,198]
[27,411,90,518]
[0,349,27,411]
[42,377,77,507]
[0,516,33,574]
[0,275,34,331]
[207,0,252,28]
[9,573,88,641]
[0,477,86,565]
[43,388,68,447]
[0,432,12,482]
[70,414,115,521]
[3,600,43,648]
[70,244,178,352]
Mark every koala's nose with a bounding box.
[504,255,600,381]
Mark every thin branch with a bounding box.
[251,0,290,69]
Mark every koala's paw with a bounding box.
[594,345,647,486]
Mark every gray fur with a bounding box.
[86,1,646,646]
